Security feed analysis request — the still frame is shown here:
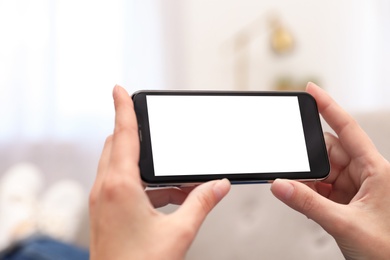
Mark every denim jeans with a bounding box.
[0,235,89,260]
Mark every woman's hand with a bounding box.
[271,82,390,259]
[89,85,231,260]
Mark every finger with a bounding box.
[175,179,231,230]
[97,136,113,176]
[323,132,350,184]
[306,82,377,159]
[109,85,140,178]
[94,135,114,189]
[271,179,346,235]
[312,182,333,198]
[146,188,189,208]
[90,136,112,203]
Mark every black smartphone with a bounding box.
[132,90,329,186]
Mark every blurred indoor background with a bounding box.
[0,0,389,258]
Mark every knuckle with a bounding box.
[89,188,99,208]
[177,221,197,242]
[114,123,138,138]
[101,177,132,202]
[105,135,113,144]
[299,192,318,213]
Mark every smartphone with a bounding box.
[132,90,329,186]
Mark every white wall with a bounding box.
[163,0,390,112]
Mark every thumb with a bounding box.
[176,179,231,230]
[271,179,344,233]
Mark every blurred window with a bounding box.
[0,0,164,142]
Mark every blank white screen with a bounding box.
[146,95,310,176]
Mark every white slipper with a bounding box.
[37,179,86,242]
[0,163,44,250]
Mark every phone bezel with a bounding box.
[132,90,330,186]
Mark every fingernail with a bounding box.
[272,179,295,200]
[306,81,316,91]
[213,179,230,201]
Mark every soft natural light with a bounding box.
[0,0,164,142]
[54,0,125,139]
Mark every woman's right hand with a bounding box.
[271,82,390,259]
